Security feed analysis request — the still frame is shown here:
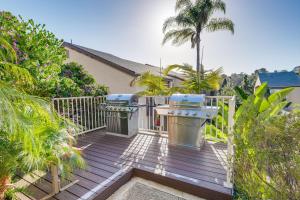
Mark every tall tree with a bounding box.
[162,0,234,78]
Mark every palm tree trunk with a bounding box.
[196,39,200,75]
[196,34,203,94]
[0,176,10,199]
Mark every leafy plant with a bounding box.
[130,71,182,96]
[57,62,108,97]
[233,83,299,199]
[0,12,108,98]
[162,0,234,77]
[164,63,223,93]
[0,11,66,97]
[0,34,85,198]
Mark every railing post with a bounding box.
[224,96,235,189]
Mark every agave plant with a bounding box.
[0,36,85,198]
[163,63,223,93]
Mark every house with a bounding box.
[63,42,183,93]
[255,71,300,105]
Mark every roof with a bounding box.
[63,42,183,81]
[258,71,300,88]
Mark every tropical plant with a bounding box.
[162,0,234,77]
[130,71,182,96]
[207,83,294,142]
[164,63,223,93]
[0,35,85,198]
[233,83,299,199]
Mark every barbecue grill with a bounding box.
[155,94,218,148]
[101,94,139,137]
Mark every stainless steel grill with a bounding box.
[101,94,139,137]
[155,94,218,148]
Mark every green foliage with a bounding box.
[130,71,181,96]
[0,32,85,197]
[0,12,108,97]
[0,82,85,177]
[234,83,299,199]
[132,63,222,96]
[0,11,66,97]
[204,100,229,142]
[57,62,108,97]
[164,64,223,93]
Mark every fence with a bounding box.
[52,95,235,188]
[137,96,235,140]
[137,95,235,188]
[52,96,106,135]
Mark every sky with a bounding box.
[1,0,300,75]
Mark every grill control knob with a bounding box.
[193,112,197,117]
[185,112,189,116]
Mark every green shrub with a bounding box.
[234,83,299,199]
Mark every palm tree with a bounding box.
[130,71,182,96]
[164,63,223,93]
[0,36,85,198]
[162,0,234,77]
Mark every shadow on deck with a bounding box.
[16,130,232,200]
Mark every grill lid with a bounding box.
[106,94,138,105]
[169,94,205,107]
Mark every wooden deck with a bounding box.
[17,130,232,200]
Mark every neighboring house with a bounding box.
[63,42,183,93]
[255,71,300,105]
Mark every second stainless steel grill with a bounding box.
[101,94,139,137]
[155,94,218,148]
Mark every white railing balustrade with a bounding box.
[138,96,169,133]
[52,95,235,188]
[138,95,235,188]
[52,96,106,135]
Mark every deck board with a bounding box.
[18,130,232,200]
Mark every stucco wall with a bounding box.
[287,87,300,105]
[65,47,141,94]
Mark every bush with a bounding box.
[57,62,108,97]
[233,84,300,199]
[0,12,108,97]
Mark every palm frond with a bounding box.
[205,17,234,34]
[162,28,195,45]
[211,0,226,13]
[175,0,193,11]
[165,64,222,93]
[162,17,177,33]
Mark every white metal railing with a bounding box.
[137,95,235,188]
[52,96,106,135]
[52,95,235,188]
[138,96,169,133]
[137,96,234,140]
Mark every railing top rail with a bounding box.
[53,96,105,100]
[139,95,234,98]
[205,96,234,99]
[53,95,235,101]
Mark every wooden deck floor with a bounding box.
[17,130,232,200]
